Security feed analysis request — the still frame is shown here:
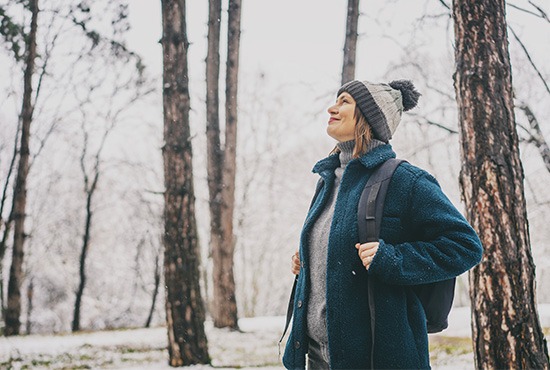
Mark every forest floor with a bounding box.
[1,305,549,369]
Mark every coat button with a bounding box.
[295,340,300,349]
[297,300,303,308]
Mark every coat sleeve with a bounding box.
[367,171,483,286]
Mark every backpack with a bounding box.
[358,158,456,336]
[279,158,455,349]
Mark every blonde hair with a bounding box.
[329,106,373,158]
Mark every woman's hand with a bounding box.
[291,250,300,275]
[355,242,379,270]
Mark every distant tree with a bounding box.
[4,0,39,337]
[232,75,301,317]
[341,0,360,84]
[452,0,550,368]
[72,71,151,332]
[0,118,21,322]
[1,0,144,335]
[207,0,242,329]
[0,3,57,320]
[71,112,104,332]
[145,241,162,328]
[25,278,33,334]
[160,0,210,365]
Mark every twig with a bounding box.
[528,0,550,22]
[437,0,451,11]
[409,113,458,134]
[509,26,550,97]
[507,3,545,19]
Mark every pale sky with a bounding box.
[126,0,549,84]
[126,0,447,98]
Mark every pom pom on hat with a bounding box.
[388,80,421,111]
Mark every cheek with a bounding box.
[344,108,356,125]
[343,116,356,131]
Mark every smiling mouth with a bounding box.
[329,118,339,124]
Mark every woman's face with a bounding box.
[327,92,356,142]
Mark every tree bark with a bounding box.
[160,0,209,365]
[341,0,360,85]
[452,0,550,368]
[207,0,240,330]
[205,0,225,324]
[5,0,38,337]
[211,0,242,330]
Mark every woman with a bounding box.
[282,79,483,369]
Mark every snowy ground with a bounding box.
[1,305,549,369]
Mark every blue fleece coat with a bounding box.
[282,144,483,370]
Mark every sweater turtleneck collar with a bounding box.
[336,138,388,168]
[337,140,355,167]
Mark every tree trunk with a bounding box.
[207,0,240,330]
[72,183,95,332]
[1,128,21,326]
[160,0,209,365]
[145,251,161,328]
[205,0,224,322]
[0,119,21,263]
[5,0,38,337]
[452,1,550,368]
[341,0,359,85]
[211,0,242,330]
[25,278,33,334]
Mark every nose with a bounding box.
[327,103,338,115]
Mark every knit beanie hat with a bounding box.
[337,80,421,143]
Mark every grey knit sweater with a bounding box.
[306,139,384,345]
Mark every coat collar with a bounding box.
[312,144,396,176]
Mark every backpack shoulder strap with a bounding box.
[357,158,405,243]
[357,158,405,369]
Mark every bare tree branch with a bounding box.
[32,11,66,112]
[528,0,550,22]
[419,12,451,20]
[507,2,547,19]
[437,0,451,11]
[409,112,458,134]
[508,26,550,97]
[387,61,455,101]
[517,103,550,173]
